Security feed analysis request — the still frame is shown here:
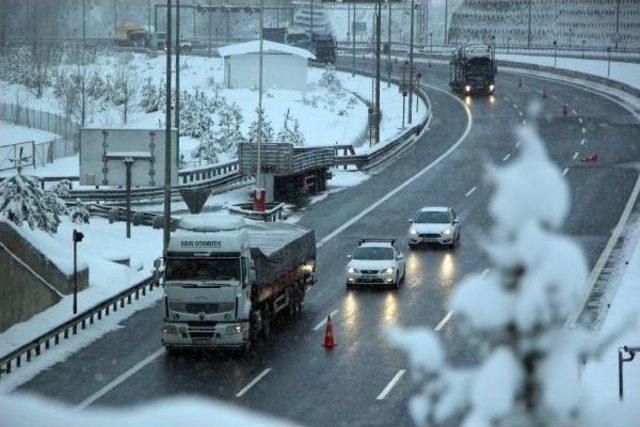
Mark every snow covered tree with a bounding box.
[179,90,214,138]
[51,179,72,198]
[387,120,621,426]
[196,129,219,164]
[86,70,106,101]
[70,198,90,224]
[214,102,245,154]
[108,65,138,124]
[246,108,274,144]
[276,109,305,146]
[0,174,67,234]
[139,76,160,113]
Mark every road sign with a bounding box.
[80,128,178,187]
[352,22,366,33]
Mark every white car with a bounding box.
[408,206,461,248]
[346,239,406,289]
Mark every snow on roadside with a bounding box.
[0,121,60,147]
[0,393,297,427]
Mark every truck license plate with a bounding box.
[192,337,210,344]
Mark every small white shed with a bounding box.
[218,40,315,91]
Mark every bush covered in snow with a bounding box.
[179,90,215,139]
[70,198,90,224]
[387,120,633,426]
[0,174,67,234]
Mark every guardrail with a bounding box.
[0,275,160,379]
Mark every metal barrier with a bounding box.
[0,275,159,379]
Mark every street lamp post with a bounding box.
[568,28,573,48]
[527,0,532,47]
[553,40,557,67]
[444,0,448,45]
[507,36,511,54]
[615,0,621,48]
[163,0,173,258]
[607,46,612,77]
[408,0,414,124]
[72,229,84,315]
[581,39,586,58]
[415,73,421,113]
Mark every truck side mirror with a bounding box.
[346,255,352,260]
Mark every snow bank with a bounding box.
[0,393,297,427]
[0,120,60,147]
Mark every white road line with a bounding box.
[551,95,559,100]
[434,311,453,332]
[512,103,518,109]
[572,109,578,115]
[465,186,478,197]
[562,167,569,176]
[522,119,527,125]
[582,127,586,134]
[580,138,586,145]
[376,370,406,400]
[515,141,521,148]
[480,268,490,277]
[236,369,272,398]
[312,309,339,331]
[75,348,165,410]
[518,111,524,117]
[578,117,584,124]
[573,152,580,160]
[504,95,510,101]
[503,153,511,162]
[315,87,473,249]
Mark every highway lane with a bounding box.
[16,61,640,427]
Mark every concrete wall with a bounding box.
[0,248,61,332]
[224,53,309,91]
[0,221,88,296]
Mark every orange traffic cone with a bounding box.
[322,315,336,349]
[542,87,548,99]
[582,153,599,163]
[563,102,569,116]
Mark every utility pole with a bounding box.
[408,0,414,124]
[527,0,532,47]
[72,229,84,315]
[163,0,172,257]
[444,0,448,45]
[375,0,381,145]
[615,0,621,48]
[257,0,264,191]
[148,0,151,34]
[82,0,86,51]
[207,0,212,55]
[176,0,181,169]
[352,3,356,77]
[310,0,314,42]
[113,0,117,36]
[193,0,196,38]
[387,1,391,88]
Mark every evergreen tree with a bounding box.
[0,174,67,234]
[277,109,305,146]
[70,198,90,224]
[215,102,245,154]
[247,108,274,144]
[139,76,160,113]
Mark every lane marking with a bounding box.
[465,186,478,197]
[580,138,586,145]
[75,348,165,410]
[503,95,510,101]
[312,309,339,331]
[236,369,272,398]
[573,152,579,160]
[572,109,578,115]
[578,117,584,124]
[562,167,569,176]
[502,153,511,162]
[315,87,473,249]
[512,103,518,109]
[434,311,453,332]
[518,111,524,117]
[481,268,490,277]
[515,141,521,148]
[522,119,527,125]
[376,370,406,400]
[551,95,559,100]
[582,127,586,134]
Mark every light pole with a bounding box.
[553,40,557,67]
[163,0,173,258]
[352,3,356,77]
[615,0,621,48]
[408,0,414,124]
[113,0,117,36]
[415,73,421,113]
[375,0,381,144]
[527,0,532,47]
[72,229,84,315]
[444,0,448,45]
[607,46,612,77]
[256,0,264,201]
[568,28,573,48]
[429,32,433,52]
[507,36,511,54]
[176,0,180,169]
[387,1,391,88]
[581,39,586,58]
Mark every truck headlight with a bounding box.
[464,85,471,93]
[385,267,394,275]
[225,324,243,335]
[442,228,452,236]
[489,84,495,92]
[409,227,418,236]
[348,266,355,274]
[163,325,178,335]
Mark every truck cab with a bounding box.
[450,44,497,95]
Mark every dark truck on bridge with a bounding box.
[449,44,497,95]
[162,213,316,354]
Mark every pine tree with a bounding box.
[387,122,618,426]
[247,108,274,144]
[70,198,90,224]
[276,109,305,146]
[215,102,245,154]
[139,76,159,113]
[0,174,67,234]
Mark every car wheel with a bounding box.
[408,242,417,249]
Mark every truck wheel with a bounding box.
[165,346,180,357]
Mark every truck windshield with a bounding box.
[165,257,240,282]
[465,57,494,81]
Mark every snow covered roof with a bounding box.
[420,206,449,212]
[217,40,315,60]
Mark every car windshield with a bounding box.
[165,257,240,282]
[415,211,450,223]
[352,247,395,260]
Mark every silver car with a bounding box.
[408,206,461,248]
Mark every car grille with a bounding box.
[360,270,380,275]
[419,233,441,238]
[356,278,385,284]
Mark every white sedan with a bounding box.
[346,239,405,289]
[408,206,461,248]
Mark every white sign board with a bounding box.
[79,128,178,187]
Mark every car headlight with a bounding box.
[348,266,355,274]
[442,228,452,235]
[464,85,471,93]
[225,324,243,335]
[163,325,177,335]
[409,227,418,236]
[385,267,394,275]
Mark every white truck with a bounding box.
[161,213,316,353]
